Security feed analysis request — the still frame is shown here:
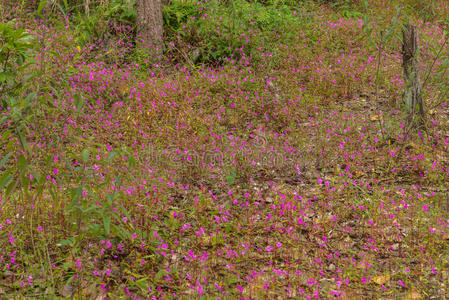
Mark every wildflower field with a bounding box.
[1,0,449,298]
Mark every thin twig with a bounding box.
[422,36,447,90]
[375,31,383,103]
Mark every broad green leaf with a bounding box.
[107,192,115,205]
[107,151,118,162]
[5,179,15,197]
[37,1,48,16]
[154,269,168,282]
[56,237,75,247]
[103,215,111,236]
[135,278,149,289]
[0,168,13,190]
[225,168,237,185]
[73,94,84,113]
[82,149,90,163]
[17,130,31,155]
[0,153,12,169]
[17,154,27,171]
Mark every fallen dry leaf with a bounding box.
[373,274,390,285]
[402,287,421,300]
[370,114,383,121]
[61,284,74,298]
[340,289,359,300]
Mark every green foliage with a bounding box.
[163,0,197,32]
[361,1,404,51]
[61,145,135,245]
[168,0,299,65]
[252,0,307,9]
[53,0,304,66]
[0,21,37,203]
[402,0,436,22]
[71,0,136,47]
[0,20,36,102]
[106,0,137,25]
[73,9,108,47]
[422,38,449,110]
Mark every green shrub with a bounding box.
[168,0,299,65]
[70,0,136,48]
[106,0,137,25]
[0,20,38,209]
[0,20,36,103]
[163,0,198,32]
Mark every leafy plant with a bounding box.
[402,0,436,22]
[163,0,197,32]
[0,20,36,103]
[362,1,403,103]
[106,0,137,25]
[62,145,135,245]
[0,20,38,208]
[73,10,107,46]
[168,0,299,65]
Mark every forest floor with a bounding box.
[1,0,449,299]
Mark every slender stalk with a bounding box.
[422,37,447,90]
[374,31,383,103]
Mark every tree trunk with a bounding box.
[136,0,164,55]
[85,0,90,16]
[402,24,424,122]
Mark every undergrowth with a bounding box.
[1,0,449,298]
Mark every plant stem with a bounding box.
[422,36,447,90]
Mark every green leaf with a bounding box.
[16,54,24,65]
[103,215,111,236]
[154,269,168,282]
[225,168,237,185]
[107,151,118,162]
[17,154,27,171]
[106,192,115,206]
[73,94,84,113]
[37,1,48,16]
[0,72,15,82]
[82,149,90,163]
[17,130,32,156]
[0,168,13,191]
[118,204,134,229]
[0,153,12,169]
[56,237,75,247]
[5,179,15,197]
[115,174,121,187]
[135,277,149,289]
[70,186,83,202]
[128,155,136,167]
